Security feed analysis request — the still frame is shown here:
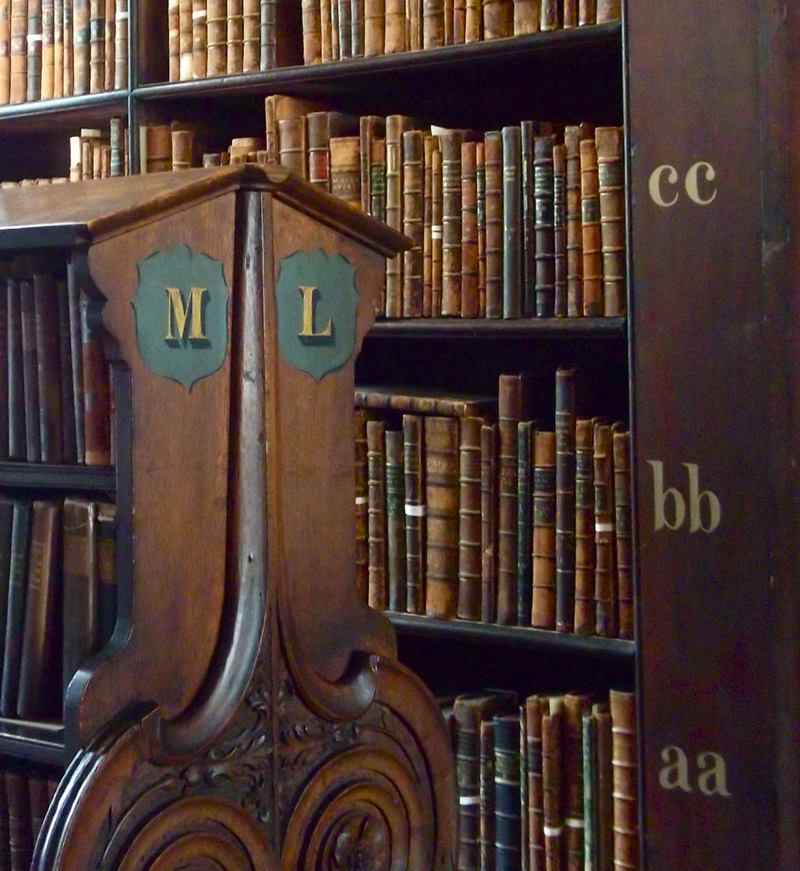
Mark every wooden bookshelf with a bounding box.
[367,316,627,340]
[0,720,65,766]
[0,464,115,492]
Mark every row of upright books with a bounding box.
[445,687,638,871]
[356,369,632,638]
[0,765,57,869]
[302,0,622,64]
[0,260,112,466]
[0,496,117,721]
[0,0,128,104]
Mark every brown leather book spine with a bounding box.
[88,0,103,92]
[206,0,227,74]
[497,374,521,625]
[513,0,537,34]
[595,0,618,23]
[359,114,383,214]
[542,700,563,871]
[425,415,459,619]
[595,703,614,871]
[574,418,595,633]
[407,0,421,49]
[385,114,408,317]
[610,691,638,871]
[307,111,331,190]
[479,719,495,871]
[102,0,112,90]
[539,0,556,29]
[423,134,435,316]
[170,129,194,169]
[520,120,535,317]
[564,694,590,871]
[422,0,443,47]
[259,0,275,69]
[329,135,361,208]
[563,0,576,26]
[480,422,497,622]
[402,128,424,317]
[351,0,363,58]
[226,0,242,71]
[442,0,451,43]
[6,772,31,871]
[145,124,172,172]
[531,430,555,627]
[319,0,331,59]
[483,0,510,38]
[363,0,383,53]
[0,0,10,104]
[596,126,626,316]
[302,0,321,62]
[484,130,503,318]
[403,414,425,614]
[109,115,123,176]
[52,0,62,96]
[62,0,72,94]
[384,0,404,51]
[580,138,603,316]
[578,0,594,24]
[526,696,544,871]
[80,296,111,466]
[278,115,307,178]
[191,0,207,76]
[17,500,61,718]
[502,125,521,318]
[460,140,479,318]
[553,143,567,316]
[464,0,479,41]
[27,0,42,100]
[367,419,387,610]
[114,0,126,87]
[356,386,495,418]
[7,277,24,460]
[369,137,386,222]
[33,271,62,463]
[385,428,407,612]
[441,129,463,316]
[534,134,556,317]
[613,430,632,639]
[8,0,25,103]
[565,126,583,316]
[593,421,616,636]
[20,280,41,462]
[169,0,180,78]
[476,141,486,316]
[42,0,54,98]
[457,416,481,620]
[179,0,193,77]
[330,0,338,58]
[354,409,369,602]
[431,144,443,315]
[555,367,576,633]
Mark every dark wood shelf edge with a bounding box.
[0,462,116,492]
[0,91,129,125]
[389,612,636,662]
[0,727,65,766]
[367,316,627,339]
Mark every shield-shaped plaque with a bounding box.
[275,249,359,382]
[132,244,229,390]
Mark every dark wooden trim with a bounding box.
[367,316,626,340]
[0,462,115,492]
[0,91,129,133]
[0,719,65,766]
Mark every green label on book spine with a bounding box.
[275,248,359,382]
[132,244,229,390]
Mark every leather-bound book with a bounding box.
[407,0,421,48]
[179,0,193,77]
[6,772,31,871]
[7,275,24,460]
[484,130,503,318]
[63,0,72,94]
[350,0,363,55]
[520,121,535,317]
[302,0,321,62]
[366,419,387,611]
[88,0,103,92]
[144,124,172,172]
[17,500,61,719]
[610,691,638,871]
[109,116,123,176]
[354,409,369,602]
[542,698,563,871]
[578,0,594,24]
[357,385,496,418]
[516,420,532,626]
[384,0,404,51]
[0,501,29,716]
[0,0,10,104]
[260,0,276,68]
[483,0,510,38]
[519,702,529,871]
[563,0,576,26]
[476,141,486,315]
[513,0,537,34]
[57,287,76,462]
[52,0,62,97]
[278,115,307,178]
[207,0,227,74]
[593,422,616,636]
[422,0,443,47]
[307,111,333,189]
[330,136,361,208]
[385,429,407,611]
[580,138,602,316]
[493,712,521,871]
[169,0,180,77]
[452,0,464,42]
[80,296,111,466]
[363,0,383,54]
[464,0,479,41]
[265,94,320,161]
[565,694,590,871]
[42,0,54,99]
[539,0,556,29]
[8,0,25,103]
[329,0,338,57]
[359,115,383,213]
[479,719,495,871]
[595,703,613,871]
[480,423,497,623]
[574,418,595,633]
[385,114,410,317]
[370,138,386,222]
[553,143,567,315]
[497,374,521,625]
[33,270,63,463]
[102,0,112,90]
[431,144,443,314]
[114,0,126,87]
[66,262,84,463]
[440,129,463,316]
[555,367,576,633]
[20,279,42,463]
[442,0,451,44]
[402,415,425,614]
[424,415,459,619]
[460,140,479,318]
[613,430,633,640]
[28,776,48,841]
[534,134,556,317]
[225,0,242,71]
[582,709,598,871]
[502,126,521,318]
[596,127,626,316]
[319,0,330,59]
[423,134,435,315]
[192,0,208,77]
[62,498,96,692]
[595,0,618,23]
[525,696,544,871]
[27,0,42,101]
[403,129,424,317]
[96,501,115,646]
[456,416,481,621]
[565,126,583,316]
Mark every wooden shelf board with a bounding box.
[0,463,115,492]
[389,612,636,662]
[0,718,65,765]
[0,91,129,133]
[367,317,627,340]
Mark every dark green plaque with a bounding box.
[132,244,229,390]
[275,249,359,382]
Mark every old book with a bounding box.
[610,691,638,871]
[169,0,180,77]
[425,416,459,619]
[534,134,556,317]
[476,141,486,315]
[63,0,72,94]
[17,500,61,719]
[574,418,595,633]
[526,696,544,871]
[460,140,479,318]
[356,385,496,417]
[264,94,319,161]
[366,419,387,611]
[226,0,242,71]
[520,702,529,871]
[513,0,536,33]
[302,0,321,62]
[354,409,369,602]
[359,115,383,214]
[422,0,443,47]
[62,498,96,692]
[102,0,112,90]
[593,422,616,636]
[88,0,103,92]
[179,0,193,77]
[96,501,116,646]
[595,0,618,23]
[565,126,584,316]
[66,262,85,462]
[502,126,522,318]
[531,430,556,628]
[479,719,495,871]
[278,115,307,178]
[0,502,13,695]
[580,138,603,316]
[385,429,407,612]
[583,710,599,871]
[431,144,443,314]
[555,367,576,633]
[109,116,123,176]
[5,772,31,871]
[578,0,594,24]
[0,501,29,716]
[516,420,532,626]
[520,120,535,317]
[42,0,54,98]
[402,129,424,316]
[81,296,111,466]
[539,0,556,29]
[553,143,567,315]
[402,415,425,614]
[329,136,361,208]
[440,129,463,317]
[442,0,451,43]
[384,0,403,51]
[423,134,435,315]
[52,0,61,96]
[350,0,363,55]
[7,276,24,460]
[595,703,613,871]
[259,0,275,68]
[308,112,348,188]
[319,0,330,59]
[483,0,510,38]
[207,0,227,74]
[27,0,43,100]
[542,698,564,871]
[596,127,626,316]
[484,130,503,318]
[144,124,172,173]
[370,138,386,222]
[0,0,10,104]
[241,0,258,68]
[330,0,338,57]
[497,374,521,625]
[28,776,48,840]
[191,0,207,76]
[613,431,633,640]
[8,0,24,102]
[385,114,409,318]
[33,270,62,463]
[456,417,481,621]
[20,280,41,463]
[480,423,497,623]
[407,0,421,49]
[563,0,576,26]
[565,694,590,871]
[464,0,479,41]
[452,0,464,42]
[494,712,521,871]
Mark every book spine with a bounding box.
[366,419,387,611]
[7,278,24,460]
[359,115,378,212]
[442,0,451,43]
[563,0,576,26]
[241,0,258,68]
[67,261,85,463]
[259,0,274,67]
[583,711,598,871]
[539,0,556,29]
[0,0,10,104]
[596,705,614,871]
[109,115,122,175]
[578,0,594,24]
[464,0,479,41]
[169,0,180,78]
[497,374,521,624]
[513,0,537,34]
[278,115,307,178]
[33,271,63,463]
[407,0,421,50]
[610,691,638,871]
[526,696,544,871]
[354,409,369,602]
[302,0,322,61]
[96,501,116,646]
[431,144,443,315]
[440,129,463,317]
[423,134,435,316]
[114,0,126,87]
[62,0,72,93]
[206,0,226,74]
[363,0,383,54]
[520,120,535,317]
[8,0,25,103]
[574,418,595,633]
[385,429,407,611]
[0,280,8,460]
[565,694,590,871]
[452,0,464,42]
[484,130,503,318]
[553,143,567,316]
[580,138,602,316]
[52,0,62,96]
[27,0,42,100]
[565,126,583,316]
[494,714,521,871]
[0,500,30,716]
[483,0,511,38]
[319,0,331,59]
[502,125,521,318]
[330,0,338,58]
[101,0,111,89]
[171,129,193,170]
[531,430,556,627]
[595,0,618,23]
[460,140,479,318]
[337,0,350,56]
[178,0,193,77]
[542,702,563,871]
[480,422,497,623]
[534,134,555,317]
[88,0,102,91]
[516,421,533,627]
[479,719,495,871]
[41,0,53,98]
[225,0,241,71]
[385,114,406,317]
[596,126,626,316]
[191,0,207,76]
[80,296,111,466]
[307,112,330,190]
[62,497,97,691]
[5,772,32,871]
[593,422,616,636]
[369,137,386,222]
[20,280,41,463]
[384,0,403,51]
[402,414,425,614]
[476,141,486,316]
[555,367,576,633]
[350,0,362,56]
[422,0,442,47]
[457,416,481,621]
[330,135,361,208]
[613,430,633,640]
[402,129,424,317]
[519,702,529,871]
[424,415,459,619]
